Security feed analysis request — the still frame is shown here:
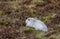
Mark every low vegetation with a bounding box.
[0,0,60,39]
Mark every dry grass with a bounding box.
[0,0,60,39]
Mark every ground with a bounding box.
[0,0,60,39]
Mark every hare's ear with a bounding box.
[34,17,38,20]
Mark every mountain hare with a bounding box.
[25,17,48,32]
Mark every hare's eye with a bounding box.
[28,19,30,21]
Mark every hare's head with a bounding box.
[25,17,37,26]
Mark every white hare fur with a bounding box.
[25,17,48,32]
